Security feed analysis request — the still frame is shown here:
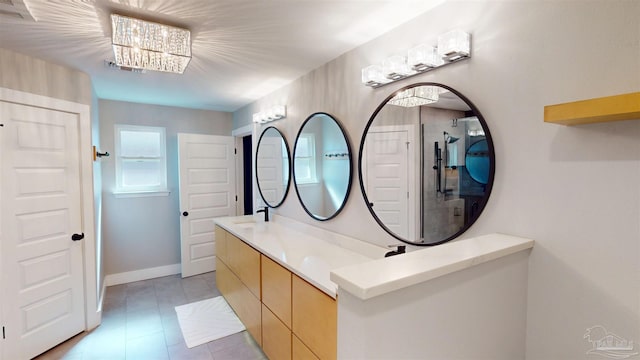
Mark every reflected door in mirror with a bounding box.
[256,127,291,208]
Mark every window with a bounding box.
[114,124,167,194]
[294,134,317,184]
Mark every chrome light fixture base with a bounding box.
[362,30,471,88]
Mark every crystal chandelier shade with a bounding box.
[388,86,439,107]
[111,14,192,74]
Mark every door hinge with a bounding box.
[235,195,238,201]
[234,148,237,155]
[0,123,4,127]
[3,326,5,339]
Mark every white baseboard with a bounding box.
[104,263,181,286]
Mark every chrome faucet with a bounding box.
[256,206,269,222]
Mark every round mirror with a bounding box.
[293,112,352,221]
[359,83,495,245]
[256,126,291,208]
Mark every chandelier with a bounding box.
[388,86,439,107]
[111,14,192,74]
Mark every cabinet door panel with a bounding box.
[227,234,261,299]
[214,226,228,264]
[292,275,336,360]
[262,304,292,360]
[293,334,320,360]
[216,259,262,345]
[261,255,292,328]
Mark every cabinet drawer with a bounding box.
[216,260,262,346]
[261,255,292,328]
[262,304,292,360]
[227,233,261,299]
[293,334,320,360]
[216,257,231,297]
[214,225,227,264]
[292,275,336,360]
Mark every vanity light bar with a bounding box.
[253,105,287,124]
[361,29,471,88]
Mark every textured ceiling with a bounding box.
[0,0,444,112]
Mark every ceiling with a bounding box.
[0,0,445,112]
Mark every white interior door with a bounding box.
[0,102,86,359]
[178,133,235,278]
[363,129,413,240]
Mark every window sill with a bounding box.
[113,190,170,198]
[296,181,320,186]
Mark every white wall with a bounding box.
[233,2,640,359]
[99,100,233,276]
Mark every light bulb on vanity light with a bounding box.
[407,44,444,71]
[253,105,287,124]
[382,55,414,80]
[437,30,471,62]
[361,64,390,87]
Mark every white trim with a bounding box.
[233,124,257,215]
[104,263,181,286]
[232,124,253,137]
[113,190,170,198]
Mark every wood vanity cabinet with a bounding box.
[293,334,320,360]
[214,225,227,264]
[292,275,337,360]
[215,228,261,345]
[261,255,292,360]
[226,233,261,299]
[214,226,336,360]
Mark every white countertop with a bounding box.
[214,215,386,298]
[330,233,534,300]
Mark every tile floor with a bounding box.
[34,272,267,360]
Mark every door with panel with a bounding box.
[362,128,416,240]
[178,133,236,278]
[0,101,86,359]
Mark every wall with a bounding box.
[99,100,233,276]
[233,2,640,359]
[0,48,92,105]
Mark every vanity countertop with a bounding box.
[214,215,387,298]
[330,233,534,300]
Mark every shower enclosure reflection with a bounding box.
[359,83,494,245]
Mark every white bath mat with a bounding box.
[175,296,246,348]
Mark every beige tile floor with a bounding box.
[33,272,267,360]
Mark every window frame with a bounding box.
[114,124,168,196]
[294,133,318,184]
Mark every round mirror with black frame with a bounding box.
[293,112,353,221]
[359,83,495,246]
[255,126,291,208]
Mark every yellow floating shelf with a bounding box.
[544,92,640,125]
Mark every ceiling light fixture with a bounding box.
[253,105,287,124]
[362,29,471,88]
[111,14,192,74]
[388,86,439,107]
